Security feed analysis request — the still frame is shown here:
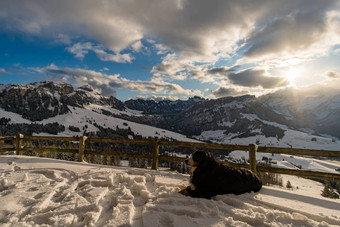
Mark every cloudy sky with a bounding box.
[0,0,339,101]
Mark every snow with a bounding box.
[87,104,143,117]
[37,105,197,142]
[196,127,340,151]
[0,108,31,124]
[228,150,340,174]
[0,84,11,93]
[0,104,196,142]
[1,155,340,226]
[241,113,289,129]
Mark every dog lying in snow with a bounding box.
[179,150,262,199]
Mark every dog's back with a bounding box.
[206,163,262,196]
[222,165,262,195]
[183,150,262,199]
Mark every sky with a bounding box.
[0,0,339,101]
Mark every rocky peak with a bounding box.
[0,81,124,121]
[78,84,94,92]
[124,96,207,115]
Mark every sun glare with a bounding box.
[285,67,306,86]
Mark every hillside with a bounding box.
[1,81,340,151]
[1,155,340,226]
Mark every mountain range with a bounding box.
[0,81,339,150]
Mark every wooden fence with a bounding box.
[0,134,340,181]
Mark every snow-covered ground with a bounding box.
[1,155,340,226]
[196,127,340,151]
[228,150,340,174]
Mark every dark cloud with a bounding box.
[1,0,338,95]
[244,1,336,59]
[326,71,340,79]
[153,63,174,74]
[44,66,202,97]
[227,68,289,89]
[212,86,249,98]
[206,66,238,76]
[1,0,336,62]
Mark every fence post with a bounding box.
[16,134,24,155]
[249,144,258,174]
[78,136,87,162]
[152,137,160,170]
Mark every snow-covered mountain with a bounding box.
[259,86,340,139]
[125,96,205,115]
[0,81,124,121]
[0,81,339,150]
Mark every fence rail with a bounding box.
[1,134,339,181]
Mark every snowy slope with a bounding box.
[196,127,340,151]
[228,150,340,174]
[1,156,340,226]
[38,105,197,142]
[0,105,197,143]
[0,108,31,124]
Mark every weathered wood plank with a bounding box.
[257,166,340,181]
[159,140,249,151]
[7,134,340,182]
[0,136,15,141]
[16,134,24,155]
[0,148,16,153]
[159,156,186,162]
[0,147,15,152]
[78,136,87,162]
[257,146,340,158]
[86,138,154,145]
[23,135,80,142]
[152,137,160,170]
[249,144,258,174]
[84,150,153,159]
[24,146,78,154]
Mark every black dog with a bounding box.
[179,150,262,199]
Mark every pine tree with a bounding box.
[286,180,293,189]
[321,182,339,199]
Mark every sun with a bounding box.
[285,67,306,86]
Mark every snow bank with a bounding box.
[0,155,339,226]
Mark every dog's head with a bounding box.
[185,150,215,167]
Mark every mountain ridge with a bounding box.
[0,81,339,149]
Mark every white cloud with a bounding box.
[135,95,179,102]
[55,34,71,45]
[241,3,340,68]
[66,42,133,63]
[3,0,337,64]
[154,43,170,55]
[131,40,144,52]
[66,42,93,60]
[94,49,134,63]
[44,65,202,97]
[1,0,339,92]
